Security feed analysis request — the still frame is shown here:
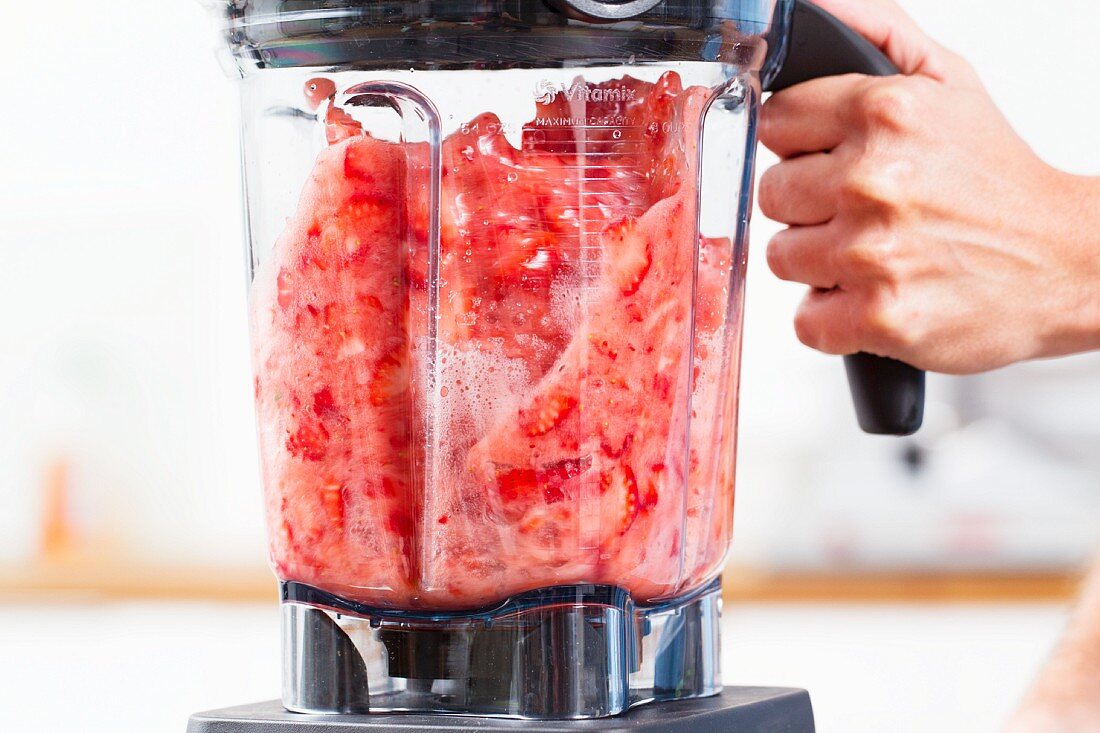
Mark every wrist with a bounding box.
[1033,168,1100,360]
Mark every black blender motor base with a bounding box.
[188,688,815,732]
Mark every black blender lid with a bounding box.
[216,0,788,72]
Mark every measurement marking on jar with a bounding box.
[558,176,651,181]
[531,126,648,131]
[528,150,648,155]
[555,164,646,170]
[532,118,640,128]
[646,121,682,135]
[457,121,520,135]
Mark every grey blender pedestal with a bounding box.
[187,688,814,732]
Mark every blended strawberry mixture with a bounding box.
[250,72,743,610]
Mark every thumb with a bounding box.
[809,0,977,84]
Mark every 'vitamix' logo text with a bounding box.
[534,80,637,105]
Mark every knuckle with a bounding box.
[843,232,899,278]
[838,159,911,212]
[855,79,921,132]
[864,296,917,352]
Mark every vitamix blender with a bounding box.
[189,1,923,730]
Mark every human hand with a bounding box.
[759,0,1100,375]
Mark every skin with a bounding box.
[759,0,1100,375]
[761,2,1100,730]
[1004,556,1100,732]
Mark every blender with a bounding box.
[190,0,924,730]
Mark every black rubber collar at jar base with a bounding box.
[279,580,723,719]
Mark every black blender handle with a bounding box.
[764,0,926,436]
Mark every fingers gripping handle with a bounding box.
[764,0,926,436]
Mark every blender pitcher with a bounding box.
[209,0,924,720]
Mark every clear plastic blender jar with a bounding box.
[207,0,923,719]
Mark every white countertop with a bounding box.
[0,601,1068,732]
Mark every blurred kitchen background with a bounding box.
[1,1,1098,731]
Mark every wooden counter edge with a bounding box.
[722,568,1084,604]
[0,561,1085,603]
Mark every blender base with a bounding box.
[281,582,728,718]
[187,688,814,732]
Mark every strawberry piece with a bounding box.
[521,392,577,437]
[496,468,538,503]
[369,351,409,407]
[304,78,337,111]
[604,219,652,296]
[325,104,362,145]
[640,463,663,511]
[320,483,345,525]
[312,387,337,417]
[495,457,592,505]
[286,422,328,462]
[601,466,640,536]
[386,509,416,562]
[276,269,294,310]
[344,142,381,182]
[493,229,561,286]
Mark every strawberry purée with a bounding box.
[250,73,741,610]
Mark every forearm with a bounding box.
[1035,171,1100,362]
[1007,554,1100,732]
